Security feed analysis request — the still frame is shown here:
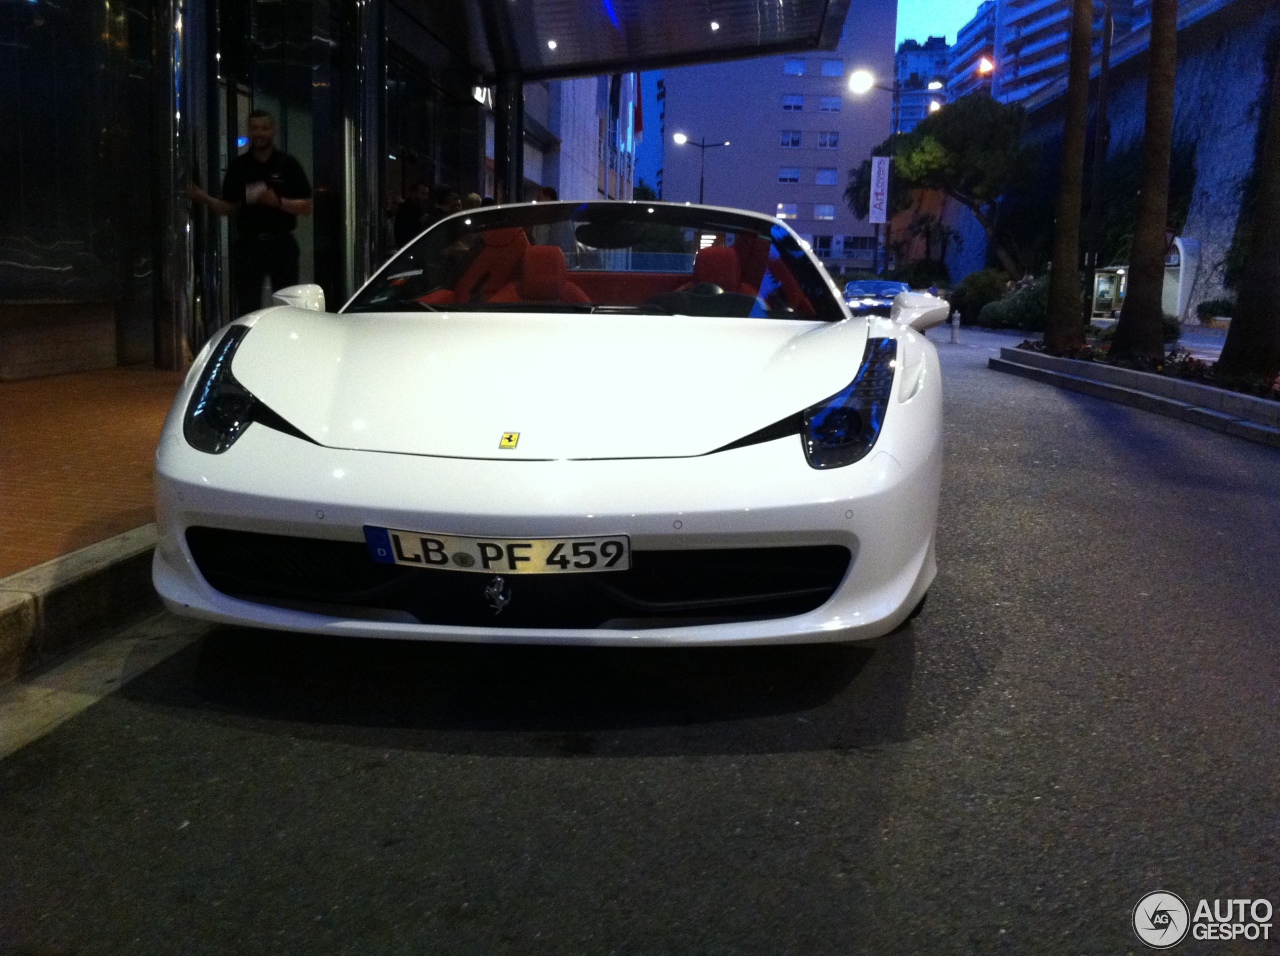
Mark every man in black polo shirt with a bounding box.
[188,109,313,314]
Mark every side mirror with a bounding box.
[272,283,326,312]
[890,291,949,332]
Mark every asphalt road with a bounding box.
[3,329,1278,955]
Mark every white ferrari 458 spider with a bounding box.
[154,201,948,645]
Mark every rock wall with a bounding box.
[947,0,1278,315]
[1103,1,1279,317]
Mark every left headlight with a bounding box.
[183,325,256,454]
[802,337,897,469]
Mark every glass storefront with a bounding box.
[1,0,482,376]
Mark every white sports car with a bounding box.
[154,201,948,645]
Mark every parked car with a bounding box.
[154,201,948,646]
[843,279,912,316]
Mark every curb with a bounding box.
[989,348,1280,449]
[0,525,159,685]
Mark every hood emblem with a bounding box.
[484,576,512,615]
[499,432,520,450]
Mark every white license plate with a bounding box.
[364,526,630,574]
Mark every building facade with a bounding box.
[0,1,638,381]
[948,1,997,99]
[660,5,897,273]
[894,36,950,134]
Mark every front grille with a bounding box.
[186,527,850,629]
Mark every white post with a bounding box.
[950,309,961,344]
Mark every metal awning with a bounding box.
[454,0,853,82]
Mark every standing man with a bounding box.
[188,109,313,314]
[393,182,431,249]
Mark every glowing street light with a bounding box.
[978,56,994,74]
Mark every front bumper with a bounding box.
[154,353,941,646]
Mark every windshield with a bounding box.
[344,202,846,322]
[844,281,910,298]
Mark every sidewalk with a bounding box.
[0,367,183,579]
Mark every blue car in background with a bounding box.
[843,280,911,316]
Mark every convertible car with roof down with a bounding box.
[154,200,949,645]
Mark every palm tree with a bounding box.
[1044,0,1098,354]
[1108,0,1179,366]
[1216,51,1280,380]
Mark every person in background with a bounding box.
[187,109,313,315]
[394,182,431,248]
[421,185,462,232]
[532,185,576,259]
[462,192,483,211]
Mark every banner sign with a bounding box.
[869,156,890,224]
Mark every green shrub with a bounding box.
[893,259,951,290]
[978,276,1050,330]
[948,268,1008,324]
[1195,297,1235,322]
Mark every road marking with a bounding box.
[0,612,209,760]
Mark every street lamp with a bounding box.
[673,132,730,204]
[848,70,899,274]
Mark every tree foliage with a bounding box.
[876,95,1035,277]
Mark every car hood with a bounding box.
[230,307,871,459]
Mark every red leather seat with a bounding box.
[488,246,592,304]
[418,227,529,305]
[678,246,758,296]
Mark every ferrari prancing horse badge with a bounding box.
[499,432,519,449]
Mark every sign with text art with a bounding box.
[869,156,890,225]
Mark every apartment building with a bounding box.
[894,36,951,133]
[948,1,997,99]
[660,4,897,272]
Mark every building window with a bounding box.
[818,131,840,149]
[814,204,836,220]
[783,59,806,76]
[777,167,800,183]
[782,94,804,111]
[780,130,802,148]
[841,235,876,256]
[813,235,833,258]
[776,203,799,220]
[821,59,844,77]
[819,96,842,112]
[815,167,838,185]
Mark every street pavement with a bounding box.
[2,328,1278,955]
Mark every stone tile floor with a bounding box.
[0,367,183,578]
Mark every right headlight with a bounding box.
[802,337,897,469]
